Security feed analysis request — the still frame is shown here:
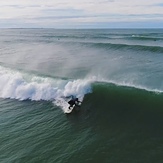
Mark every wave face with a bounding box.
[90,82,163,110]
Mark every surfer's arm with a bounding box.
[75,100,82,106]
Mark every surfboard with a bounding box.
[64,103,81,114]
[64,105,75,114]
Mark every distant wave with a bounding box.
[74,42,163,53]
[41,33,163,41]
[50,39,163,53]
[130,35,163,41]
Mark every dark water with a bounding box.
[0,29,163,163]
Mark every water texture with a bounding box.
[0,29,163,163]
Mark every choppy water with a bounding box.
[0,29,163,163]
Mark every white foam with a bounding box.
[0,66,93,102]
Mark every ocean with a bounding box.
[0,28,163,163]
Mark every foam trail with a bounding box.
[0,66,92,105]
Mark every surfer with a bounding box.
[68,97,81,110]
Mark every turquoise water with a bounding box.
[0,29,163,163]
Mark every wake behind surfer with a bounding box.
[68,97,81,110]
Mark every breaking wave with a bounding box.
[0,66,92,102]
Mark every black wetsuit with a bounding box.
[68,99,76,106]
[68,98,80,109]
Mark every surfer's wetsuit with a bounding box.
[68,98,80,109]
